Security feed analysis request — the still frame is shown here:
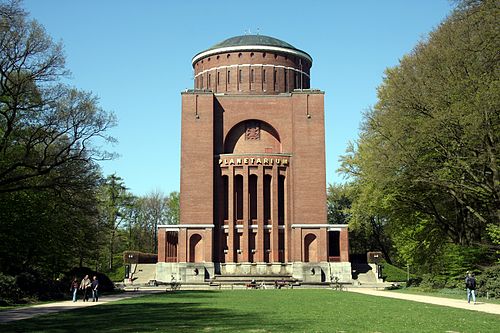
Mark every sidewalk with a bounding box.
[0,289,160,323]
[348,288,500,315]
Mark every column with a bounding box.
[158,228,166,262]
[227,167,235,262]
[178,228,187,262]
[242,166,250,262]
[340,228,349,262]
[271,167,279,262]
[256,165,264,262]
[204,228,212,262]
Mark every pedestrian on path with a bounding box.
[70,278,79,302]
[80,275,91,302]
[465,271,476,304]
[91,275,99,302]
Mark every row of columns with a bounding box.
[223,165,285,263]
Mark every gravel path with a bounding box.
[348,288,500,315]
[0,290,160,323]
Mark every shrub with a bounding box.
[123,251,158,264]
[0,273,21,304]
[65,267,114,292]
[477,265,500,299]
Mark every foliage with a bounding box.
[477,265,500,299]
[64,267,114,293]
[0,0,115,304]
[326,183,351,224]
[339,0,500,275]
[0,1,116,194]
[0,272,20,304]
[123,251,158,264]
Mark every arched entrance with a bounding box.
[189,234,203,263]
[304,233,318,262]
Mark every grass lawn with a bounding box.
[1,289,499,333]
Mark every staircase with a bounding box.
[209,274,298,288]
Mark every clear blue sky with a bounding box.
[23,0,454,196]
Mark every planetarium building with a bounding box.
[157,35,351,284]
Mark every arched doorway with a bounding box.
[304,233,318,262]
[189,234,203,263]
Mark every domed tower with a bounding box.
[192,35,312,94]
[157,35,350,284]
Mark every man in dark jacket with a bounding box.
[465,271,476,304]
[91,276,99,302]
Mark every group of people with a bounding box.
[70,275,99,302]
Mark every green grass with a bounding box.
[381,262,412,282]
[1,290,499,332]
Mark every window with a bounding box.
[239,69,242,83]
[284,69,287,90]
[250,69,254,83]
[263,69,266,83]
[273,69,277,89]
[217,72,220,85]
[227,70,230,84]
[208,74,211,88]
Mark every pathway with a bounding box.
[0,289,160,323]
[348,288,500,315]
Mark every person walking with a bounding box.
[70,278,79,302]
[80,275,91,302]
[465,271,476,304]
[91,276,99,302]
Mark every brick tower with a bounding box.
[157,35,351,283]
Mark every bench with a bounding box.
[274,280,291,289]
[246,282,258,289]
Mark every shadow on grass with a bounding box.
[0,291,301,333]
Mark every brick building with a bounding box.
[157,35,351,283]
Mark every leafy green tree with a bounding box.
[326,183,351,225]
[340,0,499,274]
[98,174,134,271]
[0,0,113,293]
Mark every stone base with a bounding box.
[156,262,215,283]
[291,262,351,283]
[157,262,352,284]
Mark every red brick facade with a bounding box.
[158,35,349,281]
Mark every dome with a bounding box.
[192,34,312,66]
[208,35,298,51]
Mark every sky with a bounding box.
[23,0,454,196]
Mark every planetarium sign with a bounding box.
[218,156,289,167]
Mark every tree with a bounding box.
[340,0,499,273]
[326,183,351,225]
[128,190,179,253]
[0,1,114,288]
[98,174,134,271]
[0,0,116,194]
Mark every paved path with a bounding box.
[0,290,160,323]
[348,288,500,315]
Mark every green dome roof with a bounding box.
[208,35,298,51]
[192,34,312,65]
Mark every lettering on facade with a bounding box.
[218,157,289,166]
